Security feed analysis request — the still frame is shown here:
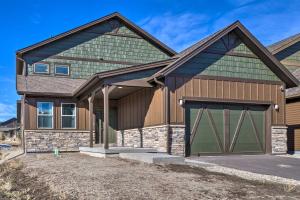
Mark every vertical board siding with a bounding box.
[118,87,164,130]
[167,76,284,125]
[24,98,90,130]
[286,101,300,125]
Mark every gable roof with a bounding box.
[16,12,176,56]
[152,21,299,88]
[74,58,176,98]
[268,33,300,54]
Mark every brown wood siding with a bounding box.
[24,97,90,130]
[166,75,284,125]
[118,87,164,130]
[286,101,300,125]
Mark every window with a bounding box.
[37,102,53,129]
[34,63,49,74]
[61,103,76,129]
[55,65,69,76]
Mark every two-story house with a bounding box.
[269,34,300,153]
[16,12,298,156]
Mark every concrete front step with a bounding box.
[79,147,158,158]
[119,153,185,165]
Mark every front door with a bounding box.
[95,108,117,144]
[186,102,267,156]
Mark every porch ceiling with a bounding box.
[94,85,144,100]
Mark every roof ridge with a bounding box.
[268,33,300,54]
[16,12,177,56]
[151,20,298,88]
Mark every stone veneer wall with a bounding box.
[25,130,90,152]
[271,126,288,154]
[117,125,186,156]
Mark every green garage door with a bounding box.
[186,103,266,156]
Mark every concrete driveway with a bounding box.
[188,155,300,181]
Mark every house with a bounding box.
[16,12,298,156]
[0,118,19,139]
[269,34,300,153]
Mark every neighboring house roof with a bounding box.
[268,33,300,99]
[0,118,17,128]
[152,21,299,88]
[16,12,176,57]
[268,33,300,54]
[286,69,300,99]
[17,75,86,97]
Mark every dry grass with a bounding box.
[19,153,300,200]
[0,159,69,200]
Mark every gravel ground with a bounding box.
[18,153,300,200]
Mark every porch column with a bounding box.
[102,85,116,149]
[88,92,95,147]
[102,85,109,149]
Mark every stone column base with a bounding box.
[271,126,287,154]
[117,124,186,156]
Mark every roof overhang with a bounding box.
[73,58,176,100]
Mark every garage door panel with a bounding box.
[207,104,224,146]
[249,107,265,148]
[186,102,267,155]
[231,111,262,153]
[191,111,222,154]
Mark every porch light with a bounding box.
[179,99,184,106]
[274,104,279,111]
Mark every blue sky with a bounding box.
[0,0,299,121]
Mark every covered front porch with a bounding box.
[73,61,168,154]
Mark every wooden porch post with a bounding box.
[88,92,95,147]
[102,85,109,149]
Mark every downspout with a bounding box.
[21,94,26,155]
[7,56,27,161]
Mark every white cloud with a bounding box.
[139,12,211,51]
[0,103,16,122]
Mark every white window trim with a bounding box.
[34,63,50,74]
[61,103,76,129]
[37,102,54,129]
[55,64,70,76]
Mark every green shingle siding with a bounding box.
[173,33,279,81]
[24,19,170,79]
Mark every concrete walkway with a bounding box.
[187,155,300,181]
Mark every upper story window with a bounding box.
[55,65,69,76]
[37,102,53,129]
[61,103,76,129]
[34,63,49,74]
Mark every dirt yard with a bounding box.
[0,153,300,199]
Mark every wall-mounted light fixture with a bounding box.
[274,104,279,111]
[280,85,284,92]
[179,99,184,106]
